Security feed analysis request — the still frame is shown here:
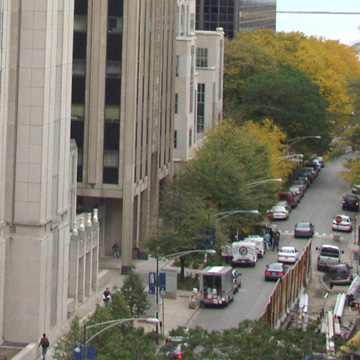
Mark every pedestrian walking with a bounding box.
[39,333,50,360]
[268,227,273,247]
[273,230,280,251]
[264,231,270,251]
[103,287,111,308]
[112,242,120,258]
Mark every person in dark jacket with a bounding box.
[39,333,50,359]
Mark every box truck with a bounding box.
[200,266,234,307]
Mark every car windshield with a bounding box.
[273,206,285,211]
[320,248,339,257]
[268,263,283,271]
[296,223,310,229]
[280,249,294,254]
[329,266,347,274]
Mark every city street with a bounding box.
[187,155,358,332]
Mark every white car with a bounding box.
[269,205,289,220]
[332,214,352,232]
[278,246,299,264]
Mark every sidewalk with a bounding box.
[33,256,198,360]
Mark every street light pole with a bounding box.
[287,135,321,146]
[243,178,282,189]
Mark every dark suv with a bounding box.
[342,194,359,212]
[328,263,352,287]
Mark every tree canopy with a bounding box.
[224,29,360,137]
[240,65,330,143]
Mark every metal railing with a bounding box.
[258,240,312,328]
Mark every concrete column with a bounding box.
[120,0,140,274]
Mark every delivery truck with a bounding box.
[200,266,234,307]
[221,241,257,267]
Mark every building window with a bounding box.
[190,46,195,113]
[174,130,177,148]
[197,83,205,133]
[175,93,178,114]
[219,39,223,100]
[196,48,208,68]
[190,12,195,32]
[176,55,179,76]
[180,5,185,36]
[189,129,192,147]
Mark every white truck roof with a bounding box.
[201,266,231,275]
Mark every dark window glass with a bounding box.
[107,34,122,61]
[71,120,84,149]
[72,76,86,104]
[104,122,120,150]
[103,167,119,184]
[105,78,121,105]
[74,0,88,15]
[108,0,124,16]
[73,32,87,59]
[77,166,83,182]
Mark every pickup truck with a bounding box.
[316,244,344,271]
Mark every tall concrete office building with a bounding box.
[196,0,276,38]
[71,0,176,273]
[0,0,74,343]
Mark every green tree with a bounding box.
[240,65,330,144]
[53,292,157,360]
[183,121,280,218]
[121,271,150,317]
[157,321,328,360]
[146,174,226,280]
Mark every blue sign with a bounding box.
[73,345,95,360]
[159,272,166,296]
[149,272,156,294]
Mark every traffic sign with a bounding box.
[149,272,156,294]
[159,272,166,296]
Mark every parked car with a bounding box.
[276,201,291,213]
[289,185,304,199]
[278,246,299,264]
[298,175,311,188]
[232,269,241,293]
[352,184,360,194]
[265,262,288,281]
[332,214,352,232]
[301,169,316,183]
[268,205,290,220]
[328,263,353,287]
[294,222,314,238]
[292,179,307,192]
[342,194,359,212]
[316,244,344,271]
[279,191,299,209]
[314,156,325,167]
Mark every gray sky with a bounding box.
[276,0,360,45]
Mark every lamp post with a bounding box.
[275,154,304,162]
[243,178,282,189]
[155,249,216,338]
[82,317,159,359]
[209,209,260,222]
[287,135,321,146]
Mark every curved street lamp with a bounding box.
[287,135,321,146]
[82,317,159,359]
[210,209,260,222]
[275,154,304,162]
[243,178,282,189]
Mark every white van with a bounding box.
[231,241,257,267]
[244,235,265,258]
